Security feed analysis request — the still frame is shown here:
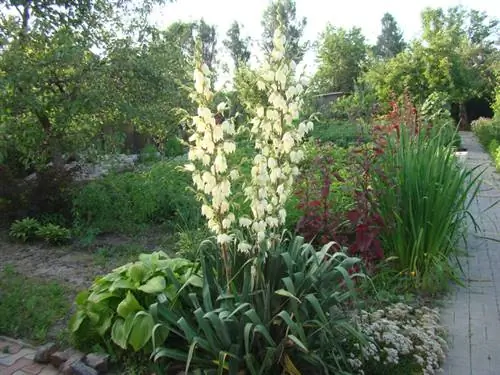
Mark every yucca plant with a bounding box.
[374,128,481,292]
[151,236,366,374]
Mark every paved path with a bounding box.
[441,132,500,375]
[0,337,58,375]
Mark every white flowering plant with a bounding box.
[151,10,368,375]
[347,303,448,375]
[184,22,316,286]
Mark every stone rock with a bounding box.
[84,353,110,373]
[60,352,85,375]
[71,360,98,375]
[50,349,72,368]
[34,342,58,364]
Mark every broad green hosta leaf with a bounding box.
[128,263,149,284]
[111,314,135,349]
[128,312,155,351]
[138,276,167,294]
[117,291,143,318]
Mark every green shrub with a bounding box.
[139,144,160,164]
[471,117,500,149]
[310,120,370,147]
[374,129,481,292]
[9,218,41,242]
[72,160,201,234]
[35,223,72,245]
[163,137,185,158]
[70,252,202,354]
[152,236,366,374]
[488,139,499,157]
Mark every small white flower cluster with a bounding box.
[185,59,239,244]
[349,303,448,375]
[240,28,313,249]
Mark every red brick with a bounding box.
[21,363,47,375]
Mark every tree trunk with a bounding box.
[459,101,469,130]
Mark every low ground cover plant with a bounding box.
[0,266,71,343]
[348,303,448,375]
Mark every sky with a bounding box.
[149,0,500,85]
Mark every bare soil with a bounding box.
[0,228,177,289]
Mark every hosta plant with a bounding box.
[9,217,41,242]
[70,251,202,353]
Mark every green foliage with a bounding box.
[261,0,307,63]
[163,137,185,158]
[223,21,251,68]
[72,160,200,234]
[0,266,70,343]
[70,252,202,354]
[314,26,368,93]
[139,145,160,164]
[488,139,498,156]
[9,218,41,242]
[363,6,499,112]
[152,236,365,374]
[496,145,500,172]
[331,83,380,123]
[374,130,481,292]
[174,227,213,261]
[9,218,71,245]
[374,13,406,59]
[35,223,72,245]
[471,117,500,149]
[309,120,370,147]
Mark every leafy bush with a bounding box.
[35,223,72,245]
[70,252,202,354]
[348,303,447,374]
[471,117,500,149]
[151,237,366,374]
[9,217,41,242]
[72,160,201,234]
[374,129,481,292]
[309,120,370,147]
[139,144,161,164]
[163,137,185,158]
[292,142,385,267]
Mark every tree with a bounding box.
[223,21,250,68]
[362,6,499,127]
[374,13,406,59]
[314,26,368,93]
[0,0,189,168]
[261,0,307,63]
[196,19,217,70]
[0,28,105,167]
[419,6,499,126]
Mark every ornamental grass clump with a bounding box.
[374,127,481,292]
